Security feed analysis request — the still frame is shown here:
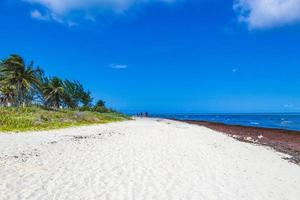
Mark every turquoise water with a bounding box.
[152,114,300,131]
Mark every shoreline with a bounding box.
[180,119,300,165]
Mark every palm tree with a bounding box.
[81,90,92,107]
[0,54,97,111]
[63,80,93,109]
[63,80,81,109]
[1,54,40,107]
[43,77,65,109]
[0,85,15,107]
[32,67,49,105]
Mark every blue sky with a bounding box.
[1,0,300,113]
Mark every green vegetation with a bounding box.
[0,54,130,132]
[0,107,130,132]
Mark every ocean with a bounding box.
[151,113,300,132]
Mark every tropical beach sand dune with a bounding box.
[0,118,299,200]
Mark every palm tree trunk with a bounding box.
[20,85,26,108]
[17,82,22,107]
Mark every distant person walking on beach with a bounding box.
[137,112,149,117]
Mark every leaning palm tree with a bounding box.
[1,54,40,107]
[62,80,81,109]
[31,67,49,105]
[62,80,93,109]
[80,90,92,108]
[43,77,65,109]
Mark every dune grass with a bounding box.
[0,107,130,132]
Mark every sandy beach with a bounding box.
[183,120,300,165]
[1,118,300,200]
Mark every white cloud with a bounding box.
[234,0,300,29]
[25,0,177,24]
[30,9,50,20]
[110,64,128,69]
[30,9,77,26]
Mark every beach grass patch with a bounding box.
[0,107,130,132]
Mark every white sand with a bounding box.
[0,118,299,200]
